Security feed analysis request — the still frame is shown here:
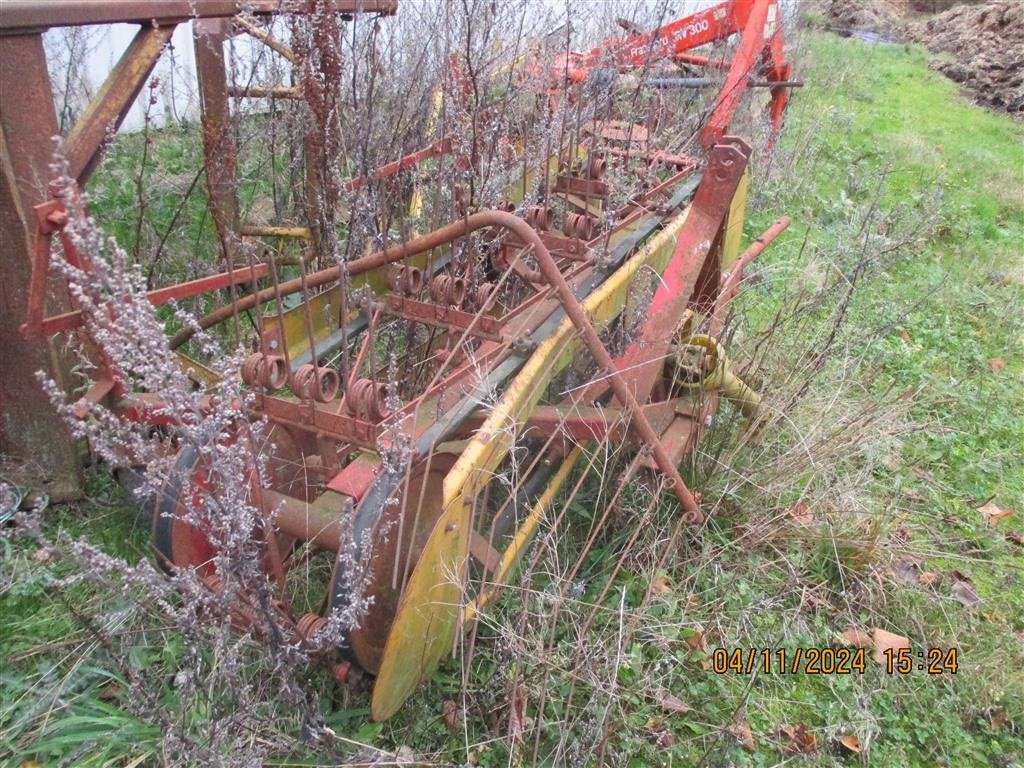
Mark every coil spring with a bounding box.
[525,205,553,231]
[292,363,340,403]
[430,274,467,307]
[242,352,288,390]
[563,212,596,240]
[474,282,496,310]
[344,377,388,422]
[584,155,607,179]
[387,265,423,296]
[296,613,327,640]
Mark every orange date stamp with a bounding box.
[710,647,959,675]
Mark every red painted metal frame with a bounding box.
[343,138,452,192]
[577,139,751,408]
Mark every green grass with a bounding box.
[382,32,1024,767]
[2,29,1022,768]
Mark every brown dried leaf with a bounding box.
[800,588,833,611]
[988,357,1005,372]
[840,626,872,648]
[1006,532,1024,547]
[508,685,526,742]
[779,723,817,755]
[30,547,55,565]
[918,571,941,587]
[656,691,692,715]
[952,579,981,608]
[978,500,1014,527]
[788,500,814,524]
[650,574,673,595]
[898,328,911,343]
[837,732,862,753]
[442,700,458,732]
[682,627,707,653]
[871,628,911,664]
[727,719,755,751]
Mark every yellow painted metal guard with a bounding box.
[462,444,584,623]
[722,166,749,268]
[370,203,693,720]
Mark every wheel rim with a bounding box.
[152,424,308,580]
[334,452,456,674]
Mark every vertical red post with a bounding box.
[0,34,83,500]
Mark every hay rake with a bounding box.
[6,0,795,719]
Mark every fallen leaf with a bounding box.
[898,328,911,343]
[952,579,981,608]
[788,499,814,524]
[892,557,921,584]
[442,700,458,732]
[871,628,911,664]
[950,569,973,583]
[654,730,675,748]
[727,719,755,751]
[990,709,1010,730]
[656,690,692,715]
[681,627,707,653]
[988,357,1005,373]
[978,500,1013,527]
[1006,532,1024,547]
[644,719,676,749]
[918,571,941,587]
[840,626,872,648]
[507,684,526,742]
[779,723,817,754]
[650,574,672,595]
[837,732,862,753]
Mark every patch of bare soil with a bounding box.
[815,0,907,35]
[906,2,1024,113]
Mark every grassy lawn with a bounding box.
[2,29,1022,767]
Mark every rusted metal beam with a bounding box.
[0,34,82,500]
[194,19,239,265]
[0,1,399,33]
[227,85,303,100]
[65,25,175,183]
[232,15,295,61]
[28,263,270,337]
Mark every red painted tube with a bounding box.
[714,215,790,318]
[169,212,545,349]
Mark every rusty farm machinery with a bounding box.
[3,0,796,719]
